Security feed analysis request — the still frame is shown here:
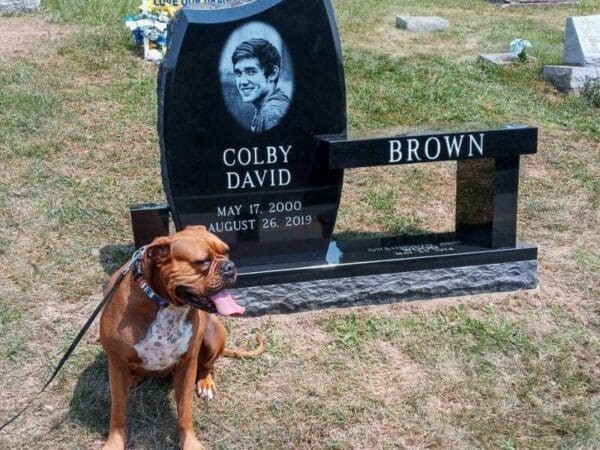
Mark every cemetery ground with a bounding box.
[0,0,598,448]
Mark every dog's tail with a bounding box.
[222,334,265,358]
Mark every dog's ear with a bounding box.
[145,236,172,265]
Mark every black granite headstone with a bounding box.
[158,0,346,266]
[125,0,540,315]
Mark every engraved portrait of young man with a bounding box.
[232,38,291,134]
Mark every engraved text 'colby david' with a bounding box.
[222,145,293,190]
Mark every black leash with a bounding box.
[0,261,133,432]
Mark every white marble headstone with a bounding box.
[563,15,600,67]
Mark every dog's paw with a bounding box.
[103,435,126,450]
[196,375,216,401]
[180,433,205,450]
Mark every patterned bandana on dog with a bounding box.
[131,247,218,313]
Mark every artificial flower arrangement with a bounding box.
[124,0,180,63]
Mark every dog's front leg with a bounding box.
[174,354,204,450]
[104,356,133,450]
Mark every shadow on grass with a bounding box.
[68,353,179,448]
[99,244,135,275]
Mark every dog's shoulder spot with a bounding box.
[134,306,193,371]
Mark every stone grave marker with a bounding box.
[563,15,600,67]
[544,15,600,92]
[0,0,39,12]
[132,0,539,315]
[478,53,520,65]
[492,0,578,6]
[395,16,449,33]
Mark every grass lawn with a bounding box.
[1,0,599,448]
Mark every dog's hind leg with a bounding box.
[195,314,226,400]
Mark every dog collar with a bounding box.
[132,246,171,309]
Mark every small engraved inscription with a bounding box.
[367,241,460,257]
[586,36,600,53]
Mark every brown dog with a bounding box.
[100,225,260,450]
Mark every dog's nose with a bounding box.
[220,260,236,277]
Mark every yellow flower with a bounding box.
[159,3,178,17]
[139,0,154,13]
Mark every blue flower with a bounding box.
[509,38,533,56]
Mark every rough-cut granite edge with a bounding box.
[232,260,538,316]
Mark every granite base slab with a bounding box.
[232,260,537,316]
[396,16,449,32]
[543,65,600,91]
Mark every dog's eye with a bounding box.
[193,260,211,271]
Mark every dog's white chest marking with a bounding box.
[134,306,193,371]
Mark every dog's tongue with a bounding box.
[210,290,245,316]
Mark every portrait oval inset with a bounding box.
[220,21,294,134]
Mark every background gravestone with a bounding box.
[0,0,39,12]
[395,16,449,32]
[478,53,520,66]
[563,15,600,67]
[544,15,600,92]
[492,0,578,6]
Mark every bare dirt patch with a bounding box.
[0,17,69,58]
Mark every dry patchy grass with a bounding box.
[0,1,599,449]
